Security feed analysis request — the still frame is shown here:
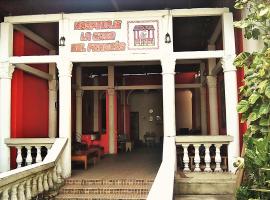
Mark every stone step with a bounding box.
[65,178,154,186]
[174,172,236,195]
[59,184,151,195]
[55,193,147,200]
[174,194,234,200]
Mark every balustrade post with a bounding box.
[38,175,44,194]
[16,146,23,168]
[36,146,42,163]
[215,144,222,172]
[26,180,32,200]
[48,172,54,189]
[204,144,212,172]
[18,182,26,200]
[25,146,32,165]
[52,166,58,184]
[2,188,10,200]
[194,144,201,172]
[43,173,49,191]
[182,144,190,172]
[11,184,18,200]
[57,163,63,184]
[32,177,38,197]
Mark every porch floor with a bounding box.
[71,146,162,180]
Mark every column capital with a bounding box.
[221,54,236,72]
[0,61,14,79]
[57,60,73,77]
[161,58,176,75]
[206,76,217,88]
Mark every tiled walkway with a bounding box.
[71,146,162,180]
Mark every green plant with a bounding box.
[234,0,270,199]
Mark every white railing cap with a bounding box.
[5,138,56,146]
[175,135,233,144]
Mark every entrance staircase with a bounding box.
[174,172,236,200]
[55,177,154,200]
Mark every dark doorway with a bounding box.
[130,112,139,146]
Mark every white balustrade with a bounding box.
[5,138,55,168]
[0,138,67,200]
[176,136,233,172]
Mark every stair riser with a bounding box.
[60,188,150,195]
[174,182,235,195]
[65,179,153,186]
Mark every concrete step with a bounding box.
[175,194,234,200]
[174,172,236,195]
[55,193,147,200]
[59,184,151,195]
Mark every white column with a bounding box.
[76,67,83,142]
[222,12,239,172]
[108,66,115,154]
[0,22,13,172]
[57,60,73,178]
[93,77,99,132]
[0,62,14,172]
[161,58,176,162]
[48,50,57,138]
[206,76,219,135]
[200,63,207,135]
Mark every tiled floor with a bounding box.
[71,146,162,180]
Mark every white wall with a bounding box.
[175,89,193,130]
[129,91,163,142]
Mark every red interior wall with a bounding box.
[11,32,49,168]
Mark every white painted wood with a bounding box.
[161,58,176,138]
[183,144,190,172]
[174,50,224,60]
[204,144,212,172]
[25,180,31,200]
[76,67,83,142]
[4,14,62,24]
[215,144,222,172]
[48,50,58,138]
[15,63,52,80]
[9,55,58,64]
[209,19,222,45]
[0,22,14,173]
[175,135,233,144]
[14,25,55,50]
[16,147,23,168]
[194,144,201,172]
[36,146,42,163]
[25,146,32,166]
[172,8,229,17]
[222,12,239,173]
[11,184,18,200]
[207,76,219,135]
[5,138,55,147]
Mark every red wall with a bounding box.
[11,32,49,168]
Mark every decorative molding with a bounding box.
[0,62,14,79]
[221,54,236,72]
[56,61,73,77]
[161,58,176,75]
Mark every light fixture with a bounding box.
[165,33,171,43]
[59,36,65,47]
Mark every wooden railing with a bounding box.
[147,137,175,200]
[0,138,67,200]
[176,135,233,172]
[5,138,55,168]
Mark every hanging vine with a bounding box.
[233,0,270,199]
